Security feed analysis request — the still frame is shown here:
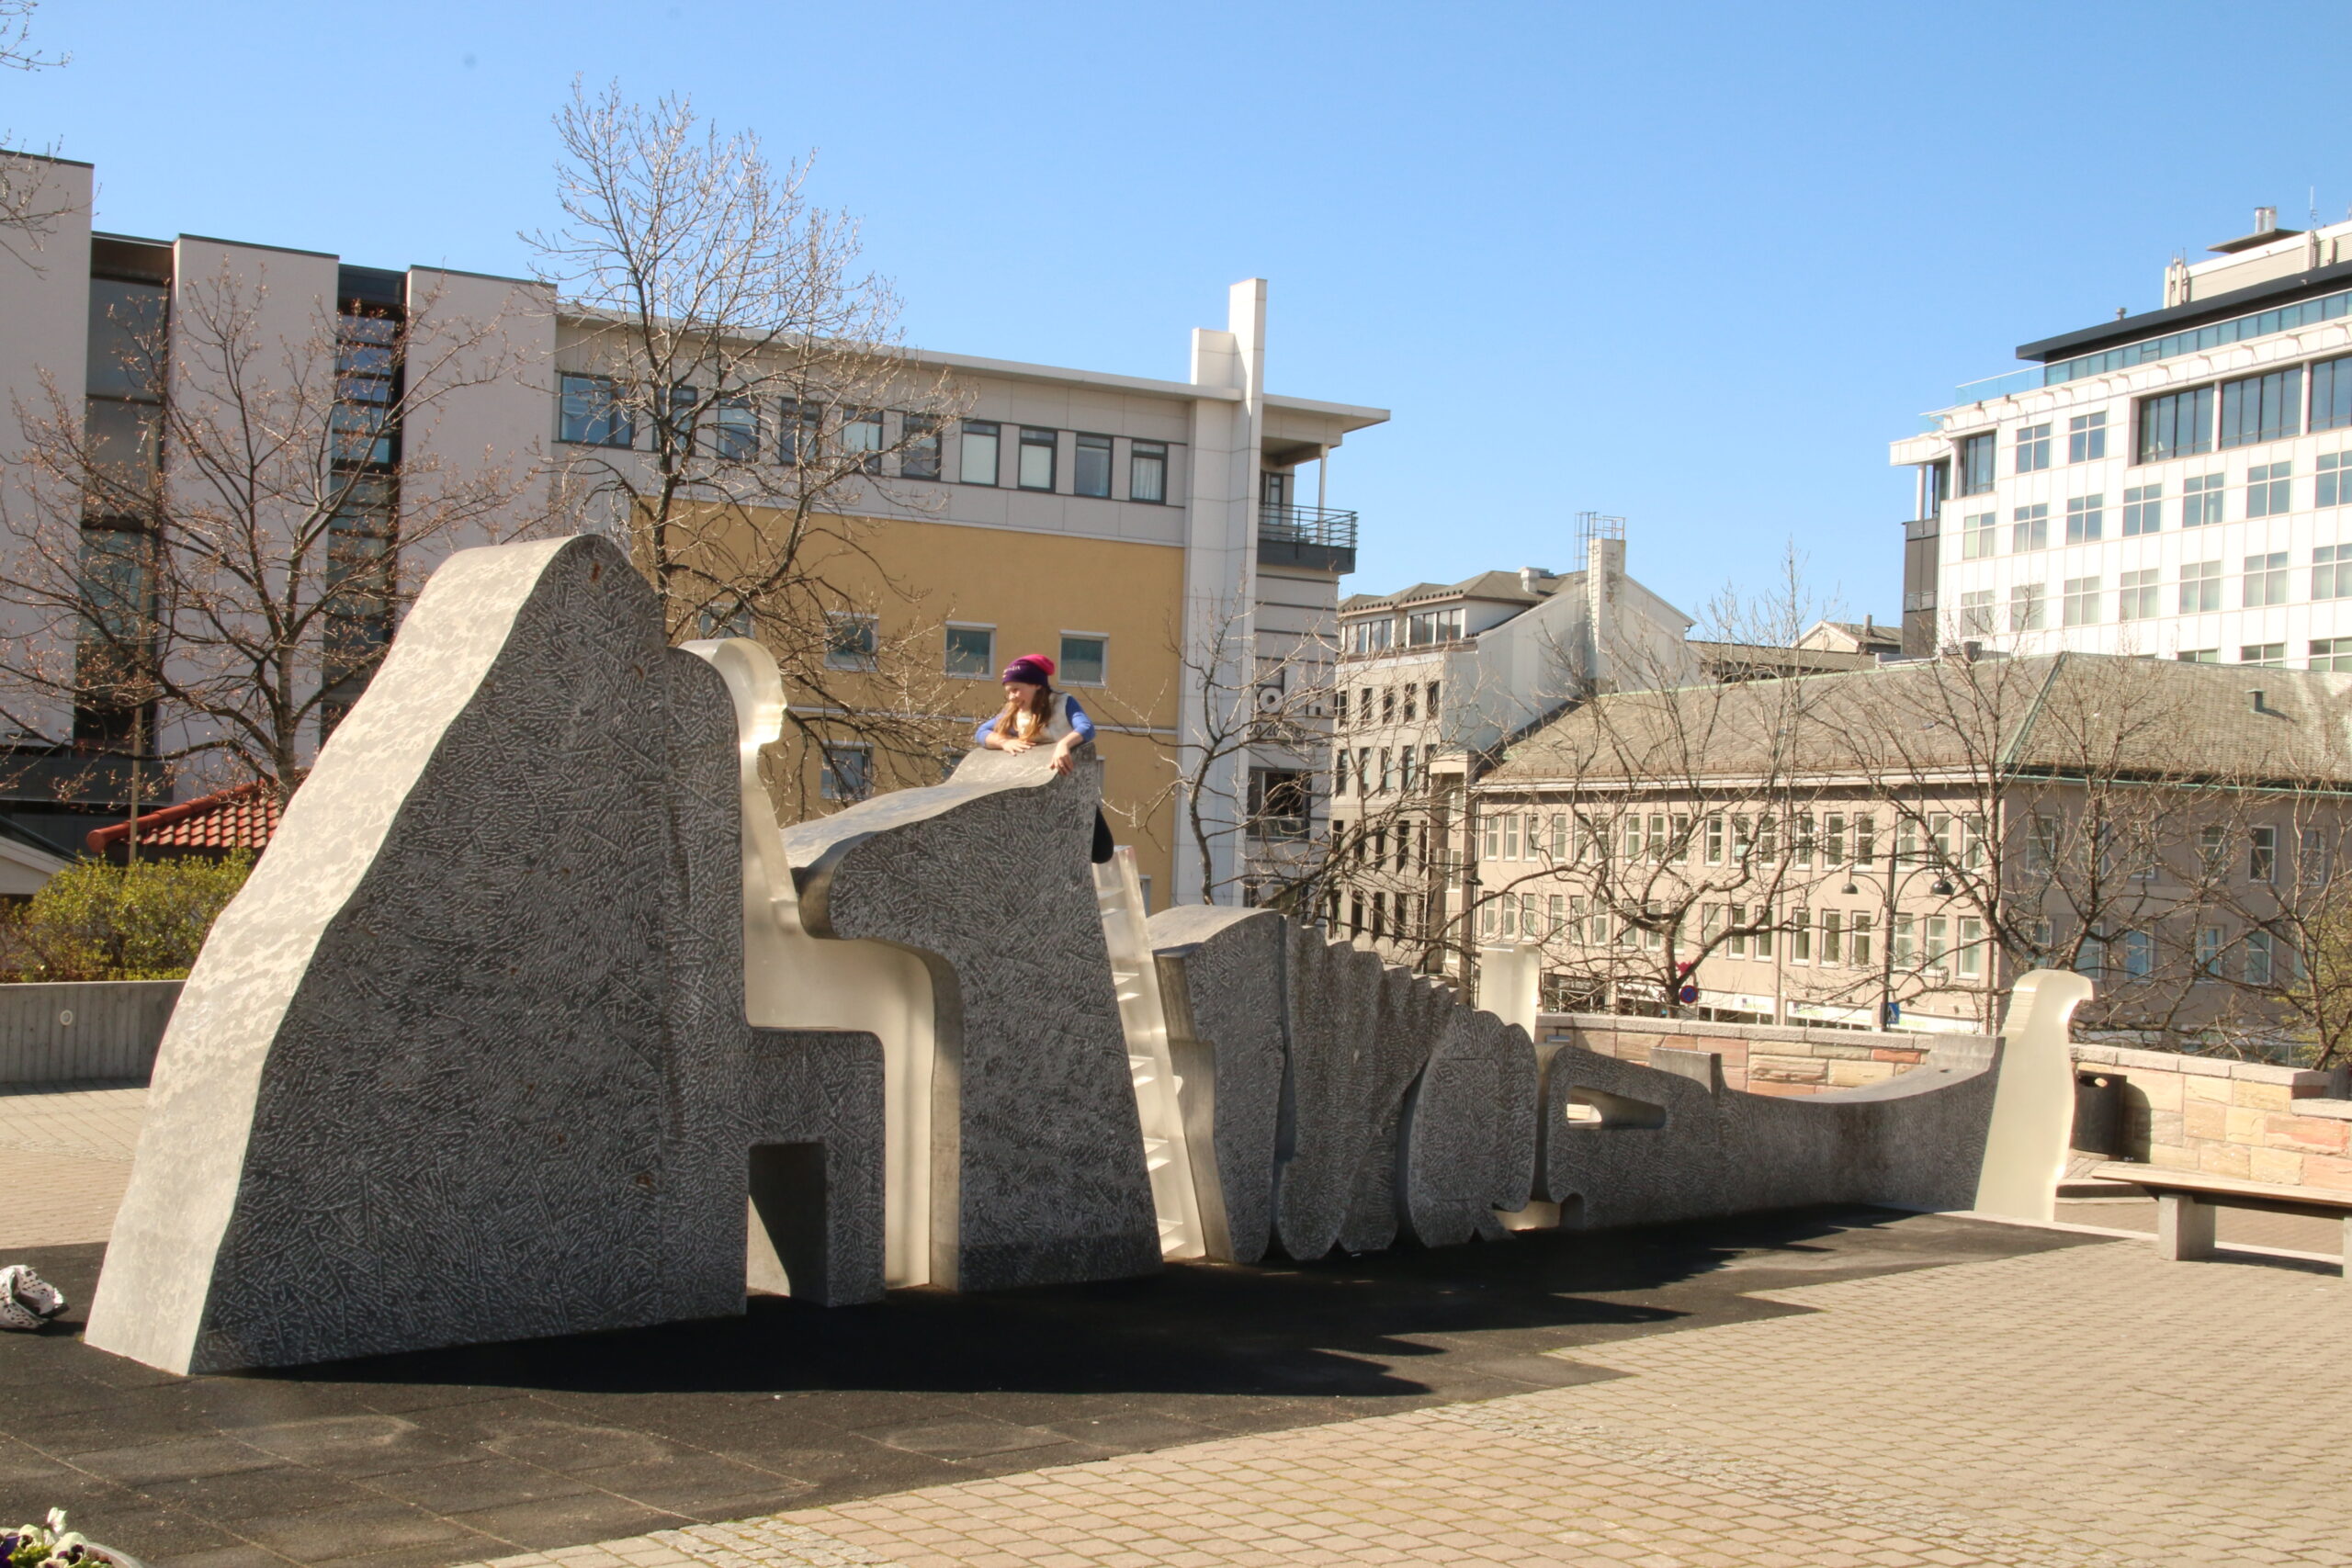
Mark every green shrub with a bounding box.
[3,853,254,982]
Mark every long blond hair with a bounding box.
[993,682,1054,740]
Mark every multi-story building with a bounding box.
[0,154,1387,903]
[1322,522,1697,968]
[1471,651,2352,1046]
[1896,206,2352,667]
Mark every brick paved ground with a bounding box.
[458,1241,2347,1568]
[0,1082,144,1249]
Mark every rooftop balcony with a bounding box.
[1259,503,1358,574]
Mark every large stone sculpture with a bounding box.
[85,536,851,1373]
[788,750,1162,1292]
[74,533,2062,1377]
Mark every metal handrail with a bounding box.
[1260,503,1359,549]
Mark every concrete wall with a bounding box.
[0,979,184,1084]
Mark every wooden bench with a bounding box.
[2093,1162,2352,1275]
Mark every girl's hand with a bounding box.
[1002,736,1037,753]
[1049,738,1080,774]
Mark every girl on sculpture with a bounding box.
[975,652,1113,862]
[976,651,1092,772]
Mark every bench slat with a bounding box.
[2091,1161,2352,1211]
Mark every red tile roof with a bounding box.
[85,780,282,854]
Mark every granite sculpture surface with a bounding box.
[85,537,884,1374]
[75,533,2067,1376]
[787,749,1162,1292]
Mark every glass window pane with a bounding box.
[1130,440,1167,502]
[1018,427,1057,491]
[1059,634,1106,684]
[901,414,941,479]
[86,279,168,402]
[944,625,994,677]
[959,421,1000,484]
[1073,434,1112,497]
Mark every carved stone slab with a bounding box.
[1537,1034,2000,1229]
[789,750,1159,1292]
[85,536,749,1373]
[1398,1005,1538,1247]
[1148,905,1287,1264]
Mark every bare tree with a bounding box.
[530,81,967,814]
[0,0,74,260]
[0,260,543,808]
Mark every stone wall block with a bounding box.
[1336,969,1448,1254]
[1148,905,1288,1265]
[1268,925,1385,1261]
[794,750,1159,1293]
[1396,1003,1537,1247]
[2247,1145,2306,1186]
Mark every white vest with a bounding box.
[1008,691,1076,742]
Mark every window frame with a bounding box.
[1016,426,1058,491]
[1057,631,1109,687]
[944,622,996,680]
[823,609,880,671]
[1072,432,1114,498]
[957,420,1001,486]
[558,371,633,448]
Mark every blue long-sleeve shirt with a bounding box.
[975,695,1093,745]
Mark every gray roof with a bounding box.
[1341,568,1566,615]
[1486,653,2352,791]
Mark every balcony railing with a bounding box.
[1259,503,1359,572]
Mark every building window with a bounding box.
[2009,582,2046,631]
[2312,637,2352,671]
[2314,355,2352,433]
[2219,366,2302,448]
[1407,606,1466,645]
[2138,384,2214,462]
[820,742,872,802]
[2179,648,2219,662]
[1382,687,1396,723]
[1960,512,1997,558]
[2120,484,2162,536]
[2118,931,2152,981]
[1249,769,1310,840]
[2180,472,2225,525]
[2014,423,2051,473]
[2245,930,2275,986]
[2315,545,2351,601]
[2246,461,2292,517]
[2010,503,2048,552]
[2303,828,2331,886]
[711,396,760,462]
[1129,440,1168,503]
[2250,825,2278,883]
[1059,633,1107,685]
[1959,917,1986,979]
[559,372,631,447]
[2242,642,2286,666]
[2064,494,2104,544]
[1959,432,1996,495]
[1820,909,1844,966]
[2243,552,2289,607]
[1345,617,1395,655]
[1017,427,1057,491]
[776,399,819,466]
[2180,559,2222,614]
[900,413,941,479]
[2068,411,2108,462]
[1073,433,1112,498]
[2118,569,2159,621]
[2321,453,2349,507]
[1957,590,1996,636]
[958,420,1001,484]
[825,611,878,671]
[944,624,994,678]
[2197,926,2223,976]
[1850,913,1874,968]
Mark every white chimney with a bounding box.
[1519,566,1545,594]
[2256,205,2278,233]
[1585,534,1623,693]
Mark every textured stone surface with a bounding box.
[1334,969,1449,1254]
[1148,905,1287,1264]
[1267,926,1385,1262]
[742,1028,887,1308]
[1538,1033,2000,1227]
[86,536,752,1373]
[788,750,1159,1293]
[1399,1004,1538,1247]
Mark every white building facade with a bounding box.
[1894,209,2352,670]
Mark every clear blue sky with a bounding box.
[11,1,2352,622]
